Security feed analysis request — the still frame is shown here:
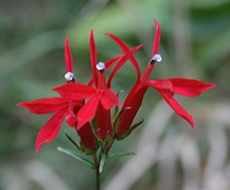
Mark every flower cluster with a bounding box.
[18,19,215,154]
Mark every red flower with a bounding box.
[107,19,215,136]
[54,30,142,139]
[17,19,215,154]
[18,38,97,152]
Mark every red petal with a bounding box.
[140,19,161,82]
[101,89,121,110]
[106,44,143,88]
[106,33,141,80]
[146,79,174,97]
[77,93,100,130]
[141,64,155,84]
[105,56,122,71]
[65,110,76,127]
[87,56,122,86]
[122,80,141,108]
[35,108,68,153]
[77,123,97,151]
[96,103,113,139]
[52,83,96,100]
[17,97,68,114]
[65,38,73,72]
[87,78,94,86]
[117,87,147,136]
[169,78,216,97]
[90,30,98,87]
[65,101,83,127]
[159,91,194,128]
[152,19,161,56]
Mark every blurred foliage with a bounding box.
[0,0,230,190]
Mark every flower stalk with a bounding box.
[93,153,101,190]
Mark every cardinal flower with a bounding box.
[53,30,143,140]
[18,38,97,152]
[107,19,215,137]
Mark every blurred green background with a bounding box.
[0,0,230,189]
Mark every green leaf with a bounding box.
[64,130,81,151]
[79,142,96,155]
[99,153,106,173]
[106,152,136,159]
[112,90,124,122]
[115,119,144,140]
[112,105,120,122]
[57,147,94,170]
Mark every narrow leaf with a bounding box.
[57,147,94,169]
[106,152,136,159]
[112,106,119,122]
[99,153,106,173]
[64,130,81,151]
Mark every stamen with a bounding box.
[96,62,105,73]
[149,54,162,65]
[64,72,75,82]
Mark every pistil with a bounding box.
[97,62,106,89]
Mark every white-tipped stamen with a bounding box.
[153,54,162,62]
[149,54,162,64]
[64,72,75,81]
[96,62,105,72]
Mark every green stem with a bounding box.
[105,138,115,154]
[93,154,101,190]
[96,166,100,190]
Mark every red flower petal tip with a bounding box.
[152,19,161,56]
[65,37,73,73]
